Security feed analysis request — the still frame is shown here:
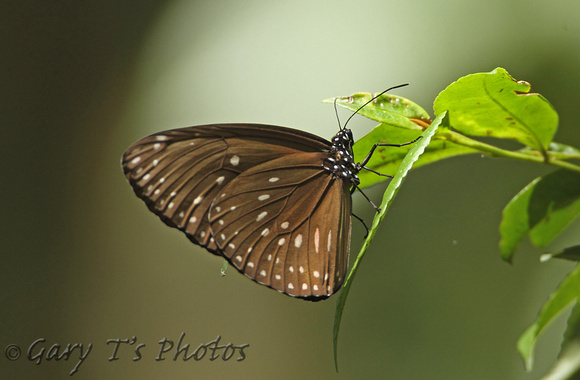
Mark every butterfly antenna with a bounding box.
[333,98,343,130]
[342,83,409,129]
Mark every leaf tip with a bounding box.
[500,249,514,264]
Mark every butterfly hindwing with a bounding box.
[208,152,352,299]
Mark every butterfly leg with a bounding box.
[362,166,393,178]
[358,135,423,168]
[352,136,422,213]
[352,212,369,238]
[353,184,380,212]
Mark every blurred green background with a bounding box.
[2,0,579,379]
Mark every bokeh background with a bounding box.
[2,0,579,379]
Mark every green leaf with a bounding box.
[433,67,558,151]
[519,142,580,162]
[535,303,580,379]
[333,111,445,371]
[323,92,431,131]
[353,124,479,188]
[562,302,580,353]
[545,142,580,159]
[517,265,580,371]
[541,246,580,263]
[499,170,580,262]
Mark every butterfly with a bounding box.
[121,86,417,301]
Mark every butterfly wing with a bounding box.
[208,152,352,300]
[122,124,331,254]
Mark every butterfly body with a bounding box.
[122,124,360,301]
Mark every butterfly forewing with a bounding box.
[208,152,351,299]
[122,124,331,253]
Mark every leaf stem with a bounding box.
[438,129,580,174]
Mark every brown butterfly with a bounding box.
[122,85,415,301]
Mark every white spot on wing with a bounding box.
[327,230,332,252]
[247,262,255,268]
[258,194,270,201]
[278,238,285,246]
[289,266,294,273]
[131,157,141,165]
[153,159,159,166]
[313,285,319,291]
[256,211,268,221]
[294,234,303,248]
[275,274,281,280]
[235,256,242,262]
[314,227,320,253]
[155,135,168,141]
[228,243,235,249]
[299,266,304,274]
[189,216,197,224]
[302,283,308,290]
[261,228,269,237]
[230,155,240,166]
[269,177,279,182]
[193,196,203,205]
[259,270,267,277]
[313,271,320,278]
[216,176,225,184]
[288,283,294,290]
[153,143,161,150]
[281,222,289,229]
